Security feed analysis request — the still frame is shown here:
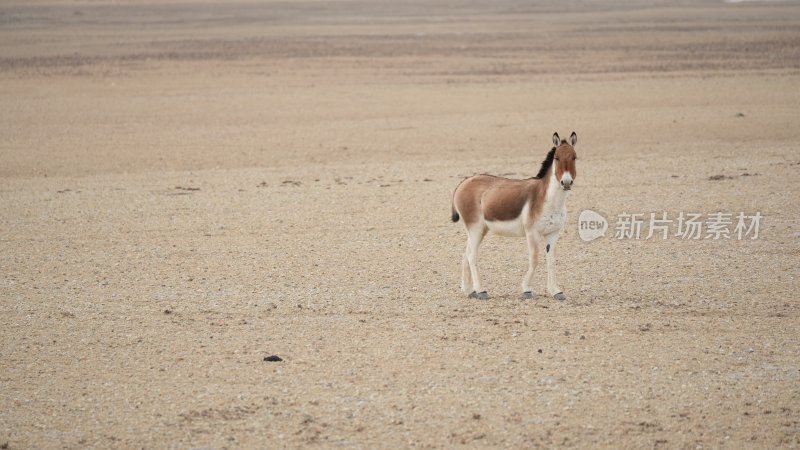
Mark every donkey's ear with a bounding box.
[552,133,560,147]
[569,132,577,146]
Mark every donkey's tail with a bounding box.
[451,177,467,223]
[451,207,460,223]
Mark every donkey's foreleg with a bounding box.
[545,232,566,300]
[522,230,540,299]
[466,225,488,299]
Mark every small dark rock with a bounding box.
[580,335,586,340]
[264,355,283,362]
[164,309,172,314]
[709,174,734,181]
[736,112,746,118]
[537,349,543,353]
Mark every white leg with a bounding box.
[466,225,488,298]
[545,232,566,300]
[522,230,540,298]
[461,246,472,294]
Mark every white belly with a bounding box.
[486,216,526,237]
[485,202,528,237]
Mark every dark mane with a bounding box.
[533,147,556,179]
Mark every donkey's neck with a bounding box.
[542,167,570,213]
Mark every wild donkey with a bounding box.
[451,132,578,300]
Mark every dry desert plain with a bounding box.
[1,0,800,448]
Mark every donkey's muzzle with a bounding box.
[560,178,573,190]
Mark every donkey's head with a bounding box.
[551,132,578,190]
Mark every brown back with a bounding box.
[453,174,548,225]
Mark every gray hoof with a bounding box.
[553,292,567,301]
[522,291,535,300]
[469,291,489,300]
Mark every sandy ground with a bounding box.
[1,0,800,448]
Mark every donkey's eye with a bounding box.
[554,157,560,161]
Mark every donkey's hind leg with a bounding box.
[461,245,472,294]
[465,225,488,299]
